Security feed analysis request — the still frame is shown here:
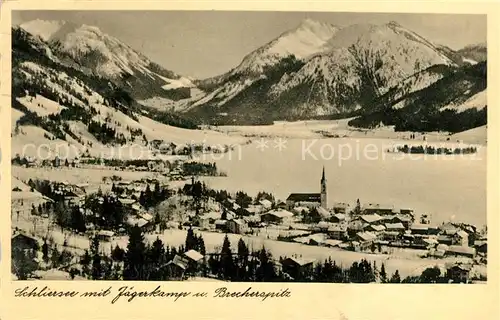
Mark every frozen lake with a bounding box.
[198,138,487,226]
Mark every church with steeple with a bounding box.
[286,166,328,210]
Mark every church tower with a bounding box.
[320,166,327,209]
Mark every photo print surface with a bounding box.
[10,10,487,284]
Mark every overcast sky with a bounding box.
[12,11,486,79]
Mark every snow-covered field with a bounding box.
[12,166,163,188]
[213,119,486,145]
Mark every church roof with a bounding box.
[286,193,321,202]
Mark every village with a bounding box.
[11,149,487,283]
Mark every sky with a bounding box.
[12,11,486,79]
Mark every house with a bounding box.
[324,239,343,248]
[214,220,227,231]
[452,230,469,246]
[362,203,394,215]
[366,224,386,233]
[446,245,476,258]
[97,230,114,241]
[331,202,350,214]
[286,193,321,210]
[347,220,367,237]
[410,224,430,235]
[474,240,487,254]
[12,233,39,251]
[328,224,348,240]
[359,214,383,225]
[437,235,453,245]
[421,237,439,248]
[63,189,86,206]
[356,231,378,250]
[446,263,472,283]
[440,222,458,235]
[281,257,315,280]
[228,219,248,234]
[260,209,294,225]
[394,214,413,229]
[307,233,328,246]
[381,231,400,241]
[183,249,204,264]
[384,223,405,232]
[276,201,288,209]
[399,208,415,216]
[164,255,189,280]
[329,213,346,223]
[126,216,152,231]
[356,231,377,244]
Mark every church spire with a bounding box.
[320,166,327,209]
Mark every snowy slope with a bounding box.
[11,30,244,160]
[440,89,487,112]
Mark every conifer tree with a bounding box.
[185,227,196,251]
[390,270,401,283]
[90,236,102,280]
[380,263,387,283]
[220,235,235,280]
[124,226,147,280]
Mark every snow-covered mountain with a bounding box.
[11,27,242,160]
[19,19,198,101]
[13,18,487,134]
[187,20,472,122]
[348,60,487,132]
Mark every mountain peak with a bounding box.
[298,18,324,29]
[20,19,67,42]
[387,20,402,28]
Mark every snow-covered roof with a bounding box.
[385,222,405,230]
[283,257,315,266]
[357,231,377,242]
[324,239,343,247]
[140,213,154,222]
[184,249,204,262]
[98,230,114,237]
[264,209,294,218]
[456,230,469,238]
[368,224,386,232]
[119,198,136,205]
[360,214,383,223]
